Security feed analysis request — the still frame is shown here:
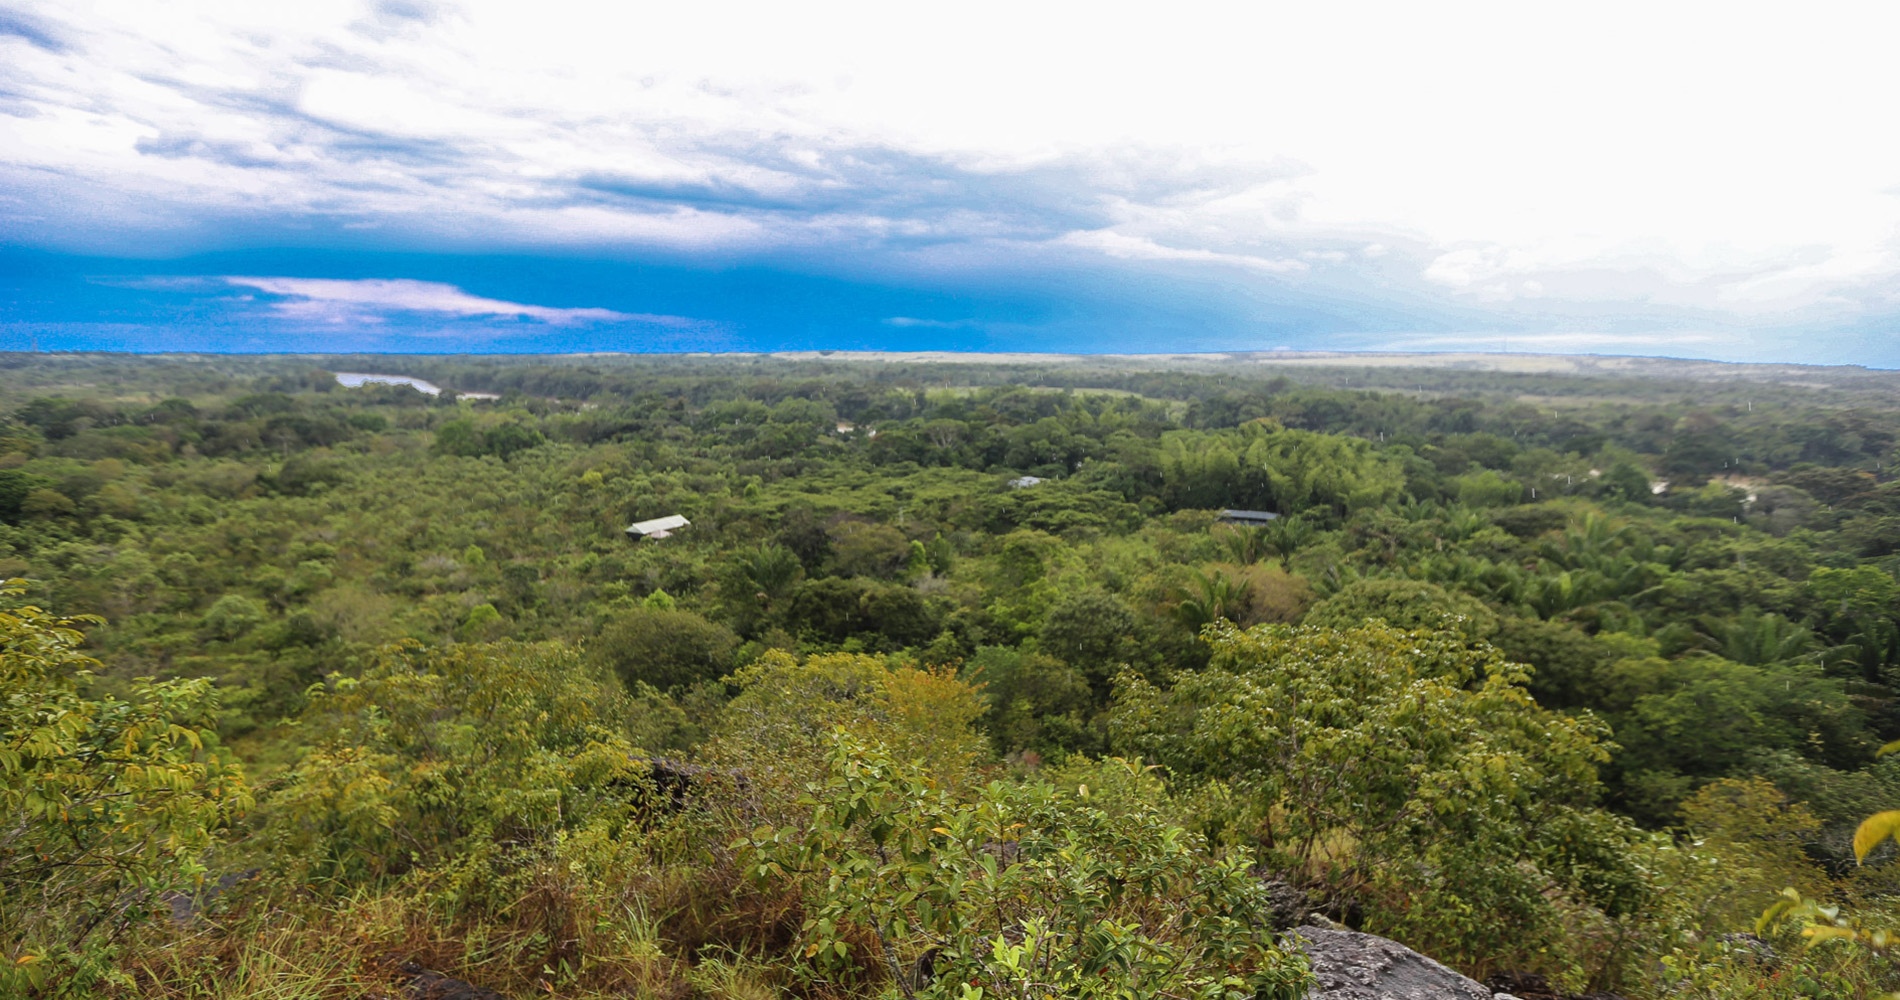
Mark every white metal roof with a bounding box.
[626,514,691,535]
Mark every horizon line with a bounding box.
[0,346,1892,373]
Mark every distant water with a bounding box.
[335,372,441,395]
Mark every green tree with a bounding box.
[1808,565,1900,683]
[966,645,1098,756]
[431,417,485,456]
[1694,610,1818,667]
[704,651,990,813]
[0,470,53,522]
[1039,589,1138,692]
[1115,619,1606,865]
[741,731,1310,1000]
[593,606,737,693]
[1111,620,1620,971]
[831,521,914,578]
[1598,654,1864,824]
[1242,424,1405,516]
[1453,468,1524,508]
[1172,568,1253,630]
[21,487,76,520]
[267,640,647,885]
[202,593,267,640]
[1,586,250,990]
[741,542,802,600]
[1303,577,1498,640]
[1599,462,1653,503]
[482,421,544,457]
[456,602,504,640]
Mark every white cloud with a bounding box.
[219,276,683,326]
[1057,230,1307,274]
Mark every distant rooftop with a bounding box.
[1218,509,1281,523]
[626,514,691,537]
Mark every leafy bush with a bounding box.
[0,585,250,993]
[1301,577,1498,638]
[593,606,738,693]
[704,651,988,814]
[742,732,1311,1000]
[202,593,267,640]
[265,640,652,887]
[1113,620,1623,976]
[966,645,1099,756]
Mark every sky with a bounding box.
[3,1,1900,362]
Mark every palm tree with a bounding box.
[1173,568,1254,630]
[743,543,802,603]
[1216,525,1270,566]
[1695,609,1819,666]
[1260,515,1317,559]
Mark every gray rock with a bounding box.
[1290,927,1493,1000]
[1262,877,1311,931]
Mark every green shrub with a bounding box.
[265,640,651,889]
[202,593,267,640]
[1112,620,1628,978]
[0,584,250,994]
[594,606,737,693]
[742,731,1310,1000]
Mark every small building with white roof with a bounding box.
[626,514,691,540]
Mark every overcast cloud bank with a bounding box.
[3,1,1899,361]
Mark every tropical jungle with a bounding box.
[7,351,1900,999]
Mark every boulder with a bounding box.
[1261,877,1311,931]
[1290,927,1493,1000]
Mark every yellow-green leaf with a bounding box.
[1803,925,1859,943]
[1853,810,1900,862]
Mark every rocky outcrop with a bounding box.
[1261,878,1312,932]
[621,756,748,817]
[1290,927,1494,1000]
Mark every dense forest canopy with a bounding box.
[6,351,1900,998]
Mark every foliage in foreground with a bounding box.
[0,581,250,994]
[744,731,1310,1000]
